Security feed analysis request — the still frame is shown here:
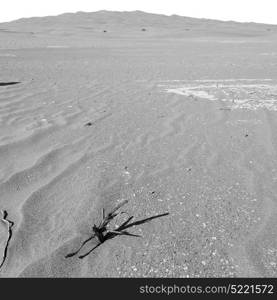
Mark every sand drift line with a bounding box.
[0,210,14,270]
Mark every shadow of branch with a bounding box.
[77,212,169,259]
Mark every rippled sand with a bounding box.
[1,11,277,277]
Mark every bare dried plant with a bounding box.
[66,200,169,259]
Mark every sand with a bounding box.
[1,11,277,277]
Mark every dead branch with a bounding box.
[0,210,14,270]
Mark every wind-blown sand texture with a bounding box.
[1,11,277,277]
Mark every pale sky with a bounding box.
[1,0,277,24]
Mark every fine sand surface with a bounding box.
[1,11,277,277]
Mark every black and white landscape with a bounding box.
[1,11,277,277]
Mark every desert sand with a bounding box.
[1,11,277,277]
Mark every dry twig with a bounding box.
[0,210,14,270]
[66,200,169,259]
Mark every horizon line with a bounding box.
[1,9,277,26]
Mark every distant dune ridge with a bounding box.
[0,10,276,50]
[1,10,277,34]
[1,11,277,277]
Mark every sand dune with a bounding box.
[1,11,277,277]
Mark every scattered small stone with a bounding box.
[85,122,93,127]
